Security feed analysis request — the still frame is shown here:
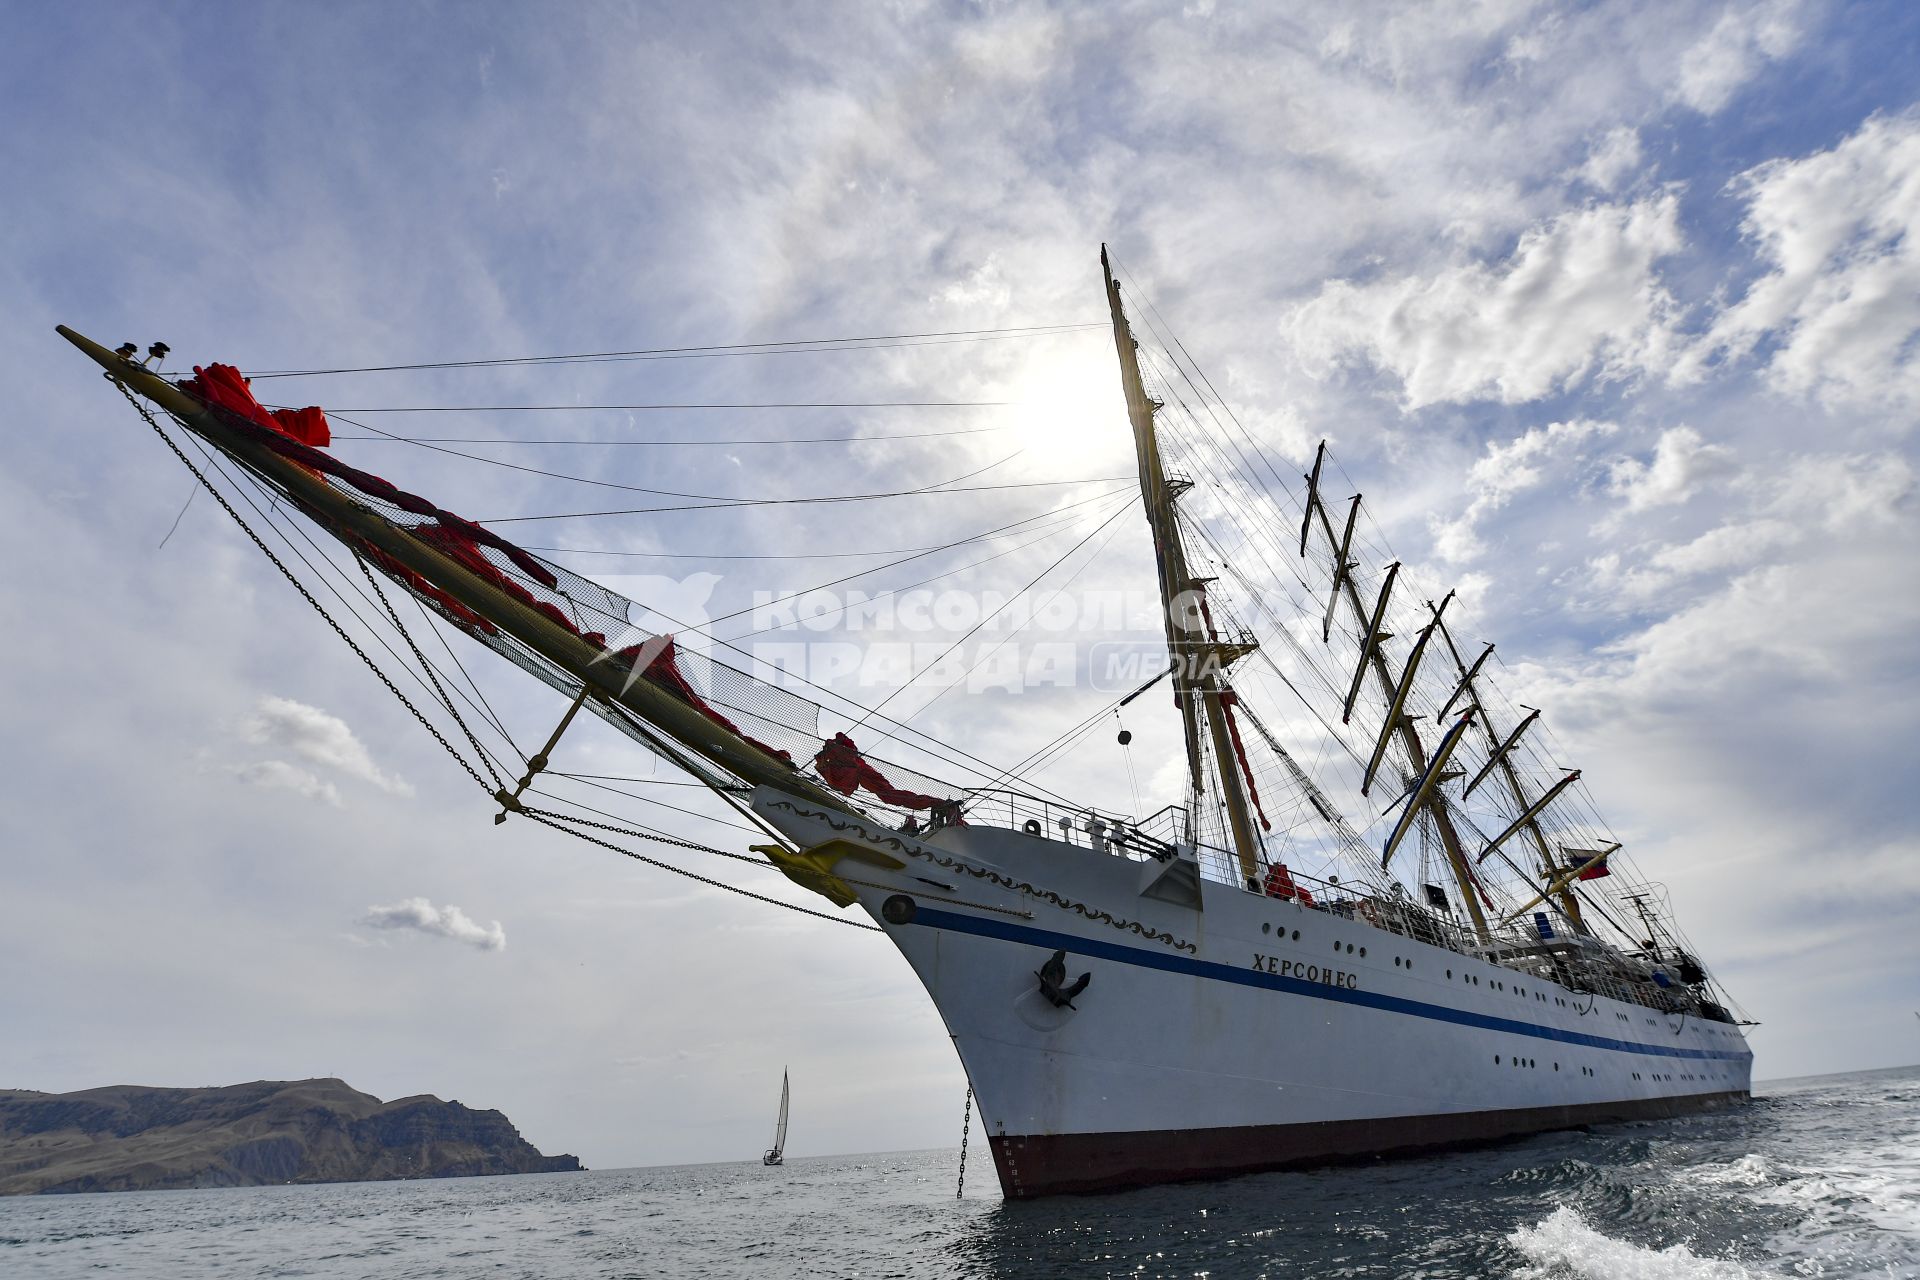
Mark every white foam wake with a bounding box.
[1683,1152,1784,1188]
[1508,1207,1775,1280]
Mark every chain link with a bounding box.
[956,1084,973,1199]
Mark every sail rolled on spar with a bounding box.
[1342,561,1400,724]
[1380,709,1475,869]
[1360,591,1451,796]
[1299,440,1326,557]
[1321,494,1361,644]
[1462,707,1541,798]
[1477,770,1582,864]
[1438,641,1493,720]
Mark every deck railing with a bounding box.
[953,786,1713,1018]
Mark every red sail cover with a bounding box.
[357,541,497,636]
[813,732,944,811]
[173,362,804,775]
[1217,690,1272,831]
[183,364,331,447]
[177,367,559,591]
[1261,862,1315,906]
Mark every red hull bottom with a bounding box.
[987,1089,1750,1198]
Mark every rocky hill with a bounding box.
[0,1078,582,1195]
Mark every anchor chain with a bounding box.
[956,1084,973,1199]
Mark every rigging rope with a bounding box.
[525,543,966,561]
[1110,263,1660,947]
[330,425,1008,445]
[244,322,1105,378]
[113,381,887,935]
[518,808,882,932]
[355,554,507,792]
[897,497,1134,724]
[715,488,1131,633]
[317,400,1012,413]
[851,499,1137,734]
[477,476,1135,524]
[327,409,1038,507]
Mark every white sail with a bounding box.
[764,1070,788,1165]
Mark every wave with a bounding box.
[1507,1207,1774,1280]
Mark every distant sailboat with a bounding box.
[763,1070,788,1167]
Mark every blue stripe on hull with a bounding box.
[911,906,1748,1063]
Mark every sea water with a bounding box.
[2,1066,1913,1278]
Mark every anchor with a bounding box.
[1035,949,1091,1009]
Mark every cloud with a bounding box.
[1583,450,1912,602]
[1575,126,1645,192]
[1606,426,1737,513]
[241,696,413,798]
[228,760,342,808]
[1287,196,1685,409]
[360,898,506,952]
[1672,0,1804,114]
[1678,109,1920,411]
[1432,419,1617,563]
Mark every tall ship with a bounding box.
[58,248,1753,1198]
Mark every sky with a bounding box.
[2,0,1917,1170]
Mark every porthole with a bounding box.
[1346,943,1355,954]
[1495,1055,1501,1064]
[1447,969,1453,979]
[1291,929,1300,941]
[1358,947,1366,958]
[1262,922,1271,934]
[1393,957,1401,967]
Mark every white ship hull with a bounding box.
[755,789,1753,1198]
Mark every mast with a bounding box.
[1434,614,1586,931]
[1102,248,1263,884]
[1299,452,1491,940]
